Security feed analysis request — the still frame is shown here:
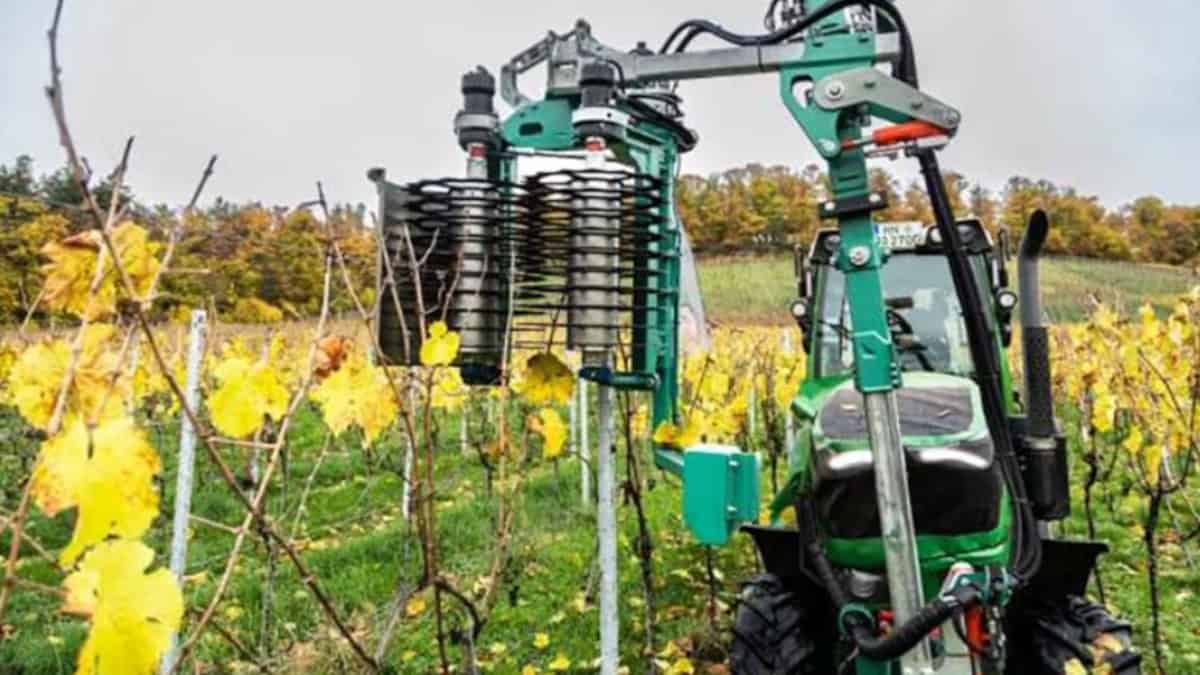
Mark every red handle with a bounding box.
[870,120,948,146]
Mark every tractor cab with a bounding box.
[784,219,1019,582]
[792,219,1016,378]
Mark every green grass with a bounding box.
[4,400,1200,673]
[697,254,1198,324]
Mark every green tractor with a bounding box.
[728,216,1141,674]
[370,0,1142,672]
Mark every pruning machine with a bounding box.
[370,1,1140,673]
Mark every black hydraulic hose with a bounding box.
[659,0,918,86]
[807,541,980,661]
[916,150,1042,584]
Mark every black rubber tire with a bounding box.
[1014,595,1142,674]
[729,574,817,675]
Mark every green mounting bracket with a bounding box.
[680,446,760,546]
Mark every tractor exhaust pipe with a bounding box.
[1018,209,1069,519]
[1019,209,1054,439]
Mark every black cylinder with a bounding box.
[579,63,616,107]
[461,67,496,115]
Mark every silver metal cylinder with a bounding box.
[862,391,935,674]
[452,144,501,359]
[568,139,619,366]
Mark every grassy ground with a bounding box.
[0,404,759,674]
[3,397,1200,673]
[697,254,1198,324]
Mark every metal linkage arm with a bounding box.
[498,20,959,160]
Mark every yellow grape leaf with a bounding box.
[665,658,695,675]
[533,632,550,650]
[208,357,289,438]
[405,596,427,618]
[1063,659,1087,675]
[524,353,574,405]
[1121,426,1144,454]
[41,223,161,320]
[548,654,571,672]
[431,367,467,411]
[62,539,182,675]
[8,325,125,431]
[652,418,703,449]
[420,321,460,367]
[31,417,162,565]
[530,408,567,459]
[310,353,397,445]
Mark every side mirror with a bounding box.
[996,228,1011,288]
[793,244,810,298]
[790,298,812,352]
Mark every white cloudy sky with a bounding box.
[2,1,1197,210]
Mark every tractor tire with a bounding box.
[729,574,818,675]
[1014,595,1142,674]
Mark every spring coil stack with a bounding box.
[373,168,673,380]
[375,175,527,374]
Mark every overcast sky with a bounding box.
[2,1,1197,211]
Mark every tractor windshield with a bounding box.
[814,253,992,377]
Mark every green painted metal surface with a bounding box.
[682,446,760,545]
[499,98,577,150]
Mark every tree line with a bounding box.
[0,155,375,324]
[678,163,1200,265]
[2,154,1197,323]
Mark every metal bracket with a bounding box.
[813,66,961,131]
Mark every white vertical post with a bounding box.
[578,377,590,507]
[460,408,469,457]
[783,330,795,454]
[401,376,416,521]
[595,373,618,675]
[161,310,208,675]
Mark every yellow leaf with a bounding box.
[533,632,550,650]
[420,321,460,367]
[665,658,695,675]
[1063,658,1087,675]
[8,325,125,431]
[62,539,182,675]
[405,596,426,617]
[41,223,161,320]
[652,418,704,449]
[489,642,507,655]
[533,408,567,459]
[548,654,571,672]
[208,358,290,438]
[310,352,397,446]
[522,666,538,675]
[30,417,162,565]
[1122,426,1144,454]
[524,353,574,405]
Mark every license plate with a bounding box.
[876,221,926,252]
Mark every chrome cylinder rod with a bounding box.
[863,391,935,674]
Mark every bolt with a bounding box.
[943,109,960,125]
[824,80,846,100]
[848,246,871,267]
[823,201,836,212]
[818,139,839,155]
[910,100,924,110]
[868,193,882,205]
[863,77,877,89]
